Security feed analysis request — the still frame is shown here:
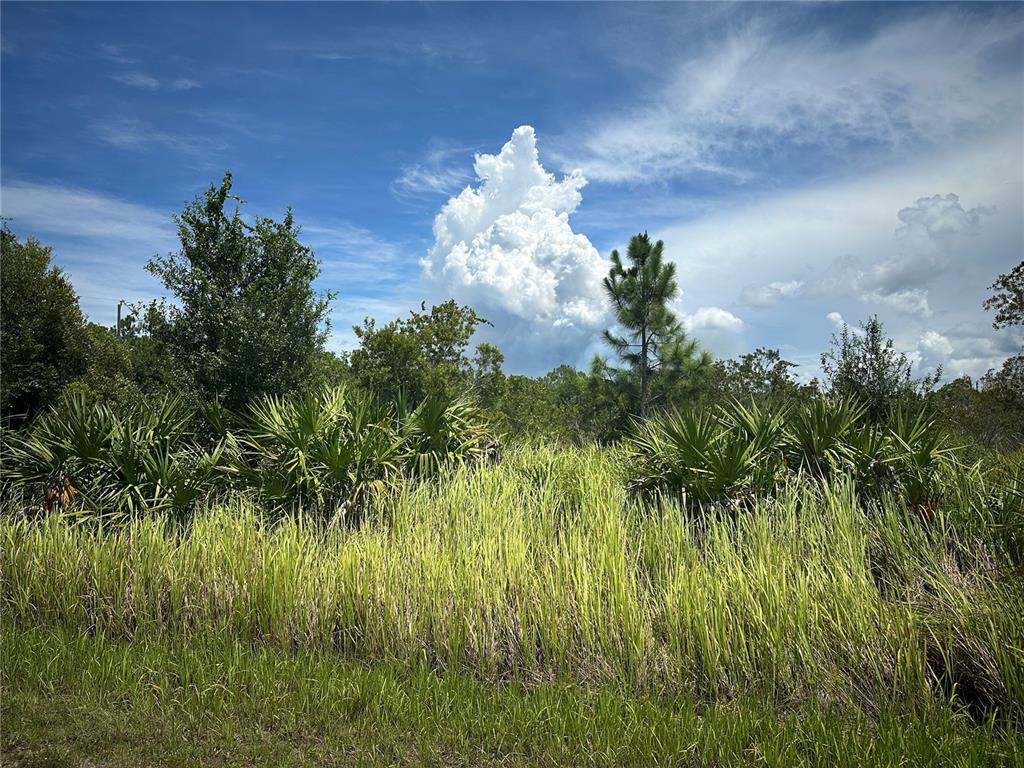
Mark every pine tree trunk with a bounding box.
[640,326,649,418]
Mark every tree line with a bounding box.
[2,173,1022,449]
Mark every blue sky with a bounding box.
[2,2,1022,379]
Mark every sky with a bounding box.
[2,2,1022,380]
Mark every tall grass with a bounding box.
[3,444,1021,719]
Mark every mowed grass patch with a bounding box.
[3,625,1021,768]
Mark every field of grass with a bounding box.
[3,444,1023,765]
[5,625,1020,767]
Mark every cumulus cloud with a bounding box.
[825,312,866,337]
[914,330,954,377]
[925,322,1024,379]
[857,194,991,302]
[423,125,608,367]
[683,306,744,332]
[826,312,847,331]
[862,288,933,318]
[677,305,745,357]
[806,194,991,319]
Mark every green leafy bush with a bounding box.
[3,386,498,525]
[225,387,403,524]
[627,397,962,514]
[3,392,224,520]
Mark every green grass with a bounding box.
[2,444,1022,764]
[4,625,1021,767]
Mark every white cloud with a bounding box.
[302,222,411,287]
[1,180,174,243]
[862,288,933,319]
[170,78,201,91]
[92,117,223,157]
[678,305,746,357]
[0,180,177,324]
[925,322,1024,379]
[917,330,954,369]
[423,125,609,368]
[111,72,161,90]
[100,43,137,65]
[392,145,472,198]
[825,312,870,340]
[740,280,805,308]
[856,193,992,305]
[111,73,201,92]
[683,306,744,332]
[645,128,1021,380]
[560,12,1022,183]
[809,193,993,319]
[393,165,467,198]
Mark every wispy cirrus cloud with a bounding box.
[1,179,174,244]
[111,72,200,91]
[100,43,137,65]
[111,72,160,90]
[557,11,1023,184]
[276,31,485,66]
[0,180,177,321]
[392,144,474,199]
[302,222,413,287]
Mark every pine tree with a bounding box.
[597,232,710,417]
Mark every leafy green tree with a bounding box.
[146,173,333,411]
[711,347,815,408]
[349,300,487,404]
[63,323,144,410]
[1,228,88,421]
[930,374,1024,451]
[983,260,1023,401]
[820,315,938,423]
[597,232,711,417]
[497,375,561,440]
[472,343,506,411]
[984,260,1024,329]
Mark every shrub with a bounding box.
[626,397,961,515]
[225,386,403,525]
[3,391,223,521]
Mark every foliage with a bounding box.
[226,387,402,525]
[61,323,147,412]
[471,342,506,411]
[2,391,223,520]
[598,232,711,417]
[709,347,816,408]
[146,172,333,411]
[983,259,1024,330]
[626,396,961,514]
[349,300,488,405]
[399,393,496,479]
[627,404,784,507]
[820,315,939,423]
[491,365,624,444]
[3,385,496,524]
[930,374,1024,452]
[0,228,89,422]
[3,447,1022,722]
